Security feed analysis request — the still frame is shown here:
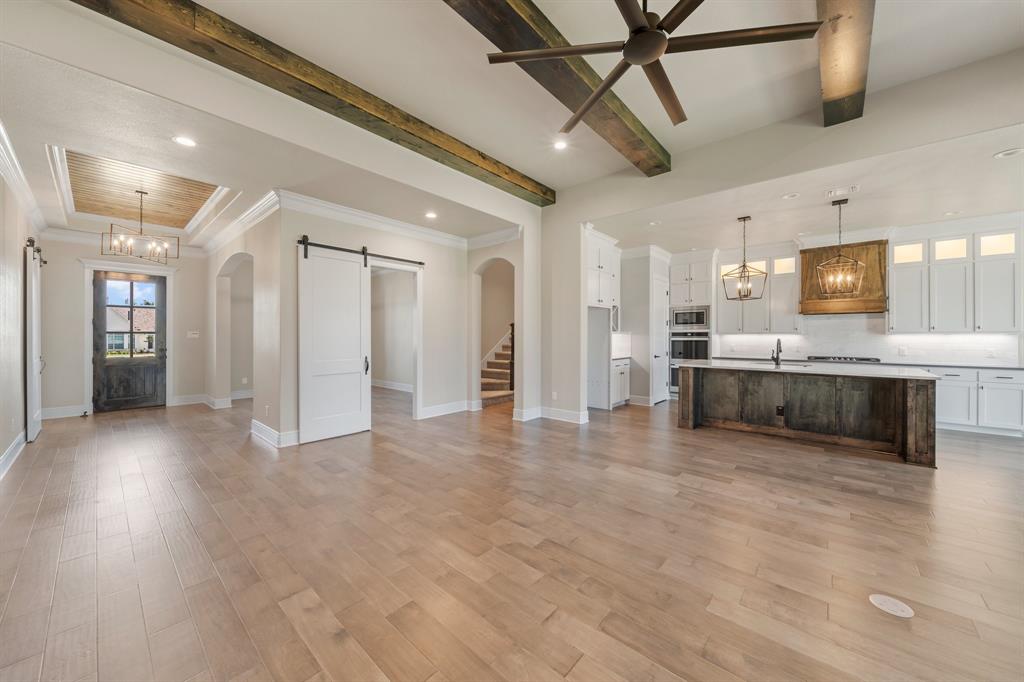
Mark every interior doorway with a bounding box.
[370,266,417,423]
[477,258,515,411]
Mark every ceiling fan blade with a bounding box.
[642,60,686,125]
[613,0,649,32]
[488,41,624,64]
[658,0,706,34]
[818,0,876,126]
[560,59,631,133]
[665,22,822,53]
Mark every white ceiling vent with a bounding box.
[826,185,861,199]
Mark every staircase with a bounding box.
[481,325,514,407]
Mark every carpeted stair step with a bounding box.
[481,377,510,391]
[482,368,510,380]
[481,390,514,406]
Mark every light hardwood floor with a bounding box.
[1,388,1021,682]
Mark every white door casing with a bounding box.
[25,246,42,442]
[653,275,670,404]
[298,246,371,443]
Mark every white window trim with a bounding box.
[79,258,177,414]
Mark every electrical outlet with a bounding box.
[551,391,558,401]
[241,377,248,385]
[898,345,908,357]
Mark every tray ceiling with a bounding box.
[66,150,219,229]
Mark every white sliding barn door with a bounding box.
[25,246,42,442]
[298,247,371,444]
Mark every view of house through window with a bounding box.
[105,279,157,358]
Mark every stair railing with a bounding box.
[508,323,515,392]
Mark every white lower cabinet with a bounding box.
[612,359,631,407]
[935,379,977,426]
[978,382,1024,430]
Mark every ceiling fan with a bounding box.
[487,0,822,134]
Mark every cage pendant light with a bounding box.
[816,198,864,297]
[100,190,178,265]
[721,216,767,301]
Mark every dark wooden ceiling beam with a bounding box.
[444,0,671,177]
[69,0,556,207]
[817,0,876,127]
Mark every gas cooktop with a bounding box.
[806,356,881,363]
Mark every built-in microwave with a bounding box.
[671,306,709,332]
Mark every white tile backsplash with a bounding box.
[718,313,1020,366]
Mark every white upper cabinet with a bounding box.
[889,240,928,333]
[669,261,712,306]
[930,261,974,332]
[973,231,1019,333]
[769,257,800,334]
[889,265,929,332]
[586,230,620,308]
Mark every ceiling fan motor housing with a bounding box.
[623,29,668,65]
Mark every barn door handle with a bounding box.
[364,356,369,375]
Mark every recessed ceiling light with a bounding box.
[944,210,962,217]
[424,211,437,219]
[993,148,1023,159]
[172,136,196,147]
[781,192,800,200]
[553,139,568,151]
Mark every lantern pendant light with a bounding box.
[721,216,767,301]
[816,198,864,297]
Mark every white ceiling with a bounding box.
[591,124,1024,253]
[0,45,514,246]
[204,0,1024,190]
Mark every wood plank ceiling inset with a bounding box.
[66,150,218,229]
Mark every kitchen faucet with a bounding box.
[770,338,782,368]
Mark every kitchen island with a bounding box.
[676,359,938,466]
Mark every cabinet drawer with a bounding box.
[929,368,978,381]
[979,369,1024,384]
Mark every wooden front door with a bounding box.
[93,271,167,412]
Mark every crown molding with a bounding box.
[0,118,46,235]
[40,226,205,258]
[468,225,521,250]
[621,245,673,262]
[78,256,179,276]
[204,190,280,254]
[277,190,468,250]
[184,185,232,234]
[583,223,619,246]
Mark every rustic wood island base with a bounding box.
[676,361,938,467]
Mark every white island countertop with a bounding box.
[675,359,938,381]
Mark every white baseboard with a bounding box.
[513,406,542,422]
[541,407,589,424]
[371,379,413,393]
[250,419,299,448]
[0,431,26,481]
[468,399,482,412]
[230,389,254,400]
[168,394,208,407]
[938,423,1023,438]
[417,400,467,420]
[42,405,88,420]
[206,396,232,410]
[628,395,654,406]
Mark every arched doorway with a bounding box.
[213,252,253,411]
[475,257,515,412]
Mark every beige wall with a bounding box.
[37,238,208,411]
[0,179,28,455]
[207,212,281,428]
[371,269,415,388]
[230,259,253,393]
[480,258,514,360]
[279,206,468,432]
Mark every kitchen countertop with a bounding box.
[714,356,1022,371]
[677,359,938,381]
